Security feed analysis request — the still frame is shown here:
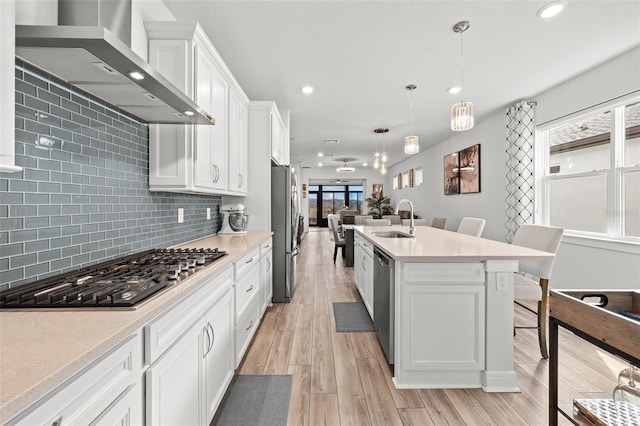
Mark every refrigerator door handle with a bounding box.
[291,248,300,257]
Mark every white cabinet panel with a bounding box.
[146,318,203,426]
[400,284,485,371]
[260,247,273,314]
[0,0,21,173]
[203,288,235,422]
[228,88,248,194]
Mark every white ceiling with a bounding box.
[162,0,640,171]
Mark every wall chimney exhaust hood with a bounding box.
[15,0,215,125]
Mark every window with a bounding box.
[537,97,640,241]
[307,184,363,227]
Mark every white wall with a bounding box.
[388,46,640,290]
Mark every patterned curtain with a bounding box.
[505,100,536,243]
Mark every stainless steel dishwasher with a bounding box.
[373,247,395,364]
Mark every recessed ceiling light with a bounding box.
[317,152,324,157]
[301,85,315,94]
[363,162,368,167]
[537,0,567,18]
[129,71,145,80]
[183,110,194,116]
[447,86,462,95]
[318,162,323,167]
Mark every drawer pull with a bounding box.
[245,320,254,331]
[52,416,63,426]
[246,285,254,293]
[245,257,254,264]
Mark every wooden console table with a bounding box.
[549,290,640,425]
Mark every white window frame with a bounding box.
[535,93,640,251]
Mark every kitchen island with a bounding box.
[355,225,555,392]
[0,232,272,424]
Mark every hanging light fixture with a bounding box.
[380,163,387,175]
[373,127,389,170]
[404,84,419,154]
[336,159,355,173]
[451,20,474,131]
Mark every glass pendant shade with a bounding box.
[451,101,474,131]
[380,163,387,175]
[373,157,380,169]
[381,151,388,163]
[404,135,419,155]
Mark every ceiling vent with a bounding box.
[324,138,340,144]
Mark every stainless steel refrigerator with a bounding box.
[271,164,300,303]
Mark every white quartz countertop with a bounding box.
[356,225,555,261]
[0,232,272,423]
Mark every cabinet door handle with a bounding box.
[266,258,271,272]
[212,164,216,183]
[245,320,254,331]
[208,322,215,352]
[246,284,254,293]
[203,325,211,357]
[238,173,243,188]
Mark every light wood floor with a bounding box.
[237,228,626,425]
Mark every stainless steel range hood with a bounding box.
[15,0,214,125]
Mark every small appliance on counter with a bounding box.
[219,204,249,234]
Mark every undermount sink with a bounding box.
[372,231,414,239]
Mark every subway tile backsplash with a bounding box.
[0,65,222,289]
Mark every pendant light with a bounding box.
[451,20,474,131]
[336,159,355,173]
[404,84,419,154]
[373,127,389,171]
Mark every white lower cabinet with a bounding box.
[203,290,235,422]
[260,238,273,315]
[145,266,235,426]
[146,316,203,425]
[354,233,374,318]
[234,248,262,367]
[9,334,142,426]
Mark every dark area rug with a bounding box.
[212,375,292,426]
[333,302,375,332]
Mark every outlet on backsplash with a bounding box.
[207,208,211,220]
[178,208,184,223]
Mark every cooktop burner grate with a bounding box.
[0,248,228,309]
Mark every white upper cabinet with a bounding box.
[146,21,247,195]
[1,0,22,173]
[270,107,289,166]
[228,88,249,194]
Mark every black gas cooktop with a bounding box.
[0,248,227,309]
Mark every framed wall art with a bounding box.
[444,152,460,195]
[373,183,383,197]
[459,144,481,194]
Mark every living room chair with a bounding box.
[512,223,564,359]
[327,214,346,264]
[457,217,486,237]
[431,217,446,229]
